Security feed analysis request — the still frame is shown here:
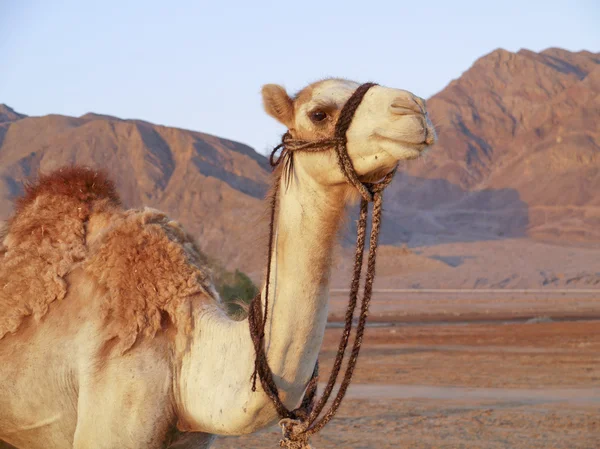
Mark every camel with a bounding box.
[0,78,436,449]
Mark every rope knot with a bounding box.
[279,418,312,449]
[269,132,344,168]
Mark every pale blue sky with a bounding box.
[1,0,598,154]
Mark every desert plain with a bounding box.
[214,290,600,449]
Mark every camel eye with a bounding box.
[310,111,327,123]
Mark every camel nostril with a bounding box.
[390,97,423,116]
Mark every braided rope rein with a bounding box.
[248,83,397,448]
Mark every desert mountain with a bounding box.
[0,106,271,274]
[387,48,600,244]
[0,105,26,123]
[0,48,598,288]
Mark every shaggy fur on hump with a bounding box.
[83,208,217,353]
[0,166,122,339]
[12,166,121,219]
[0,165,217,349]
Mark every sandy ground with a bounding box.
[213,312,600,449]
[330,239,600,290]
[328,290,600,324]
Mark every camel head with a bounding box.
[262,78,436,186]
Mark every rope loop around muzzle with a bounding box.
[250,82,397,449]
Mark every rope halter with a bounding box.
[249,82,398,449]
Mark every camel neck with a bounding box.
[259,165,347,403]
[175,162,349,434]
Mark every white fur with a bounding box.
[176,165,340,434]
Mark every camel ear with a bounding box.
[262,84,294,128]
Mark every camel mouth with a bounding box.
[371,124,437,159]
[354,131,434,182]
[372,113,437,152]
[373,134,433,155]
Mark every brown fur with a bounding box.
[12,166,120,221]
[291,78,351,105]
[263,79,351,138]
[293,79,355,142]
[0,166,216,350]
[291,79,356,141]
[0,167,122,339]
[83,208,217,353]
[262,84,294,128]
[292,78,352,107]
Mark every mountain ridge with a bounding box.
[389,46,600,243]
[1,47,599,287]
[0,104,27,123]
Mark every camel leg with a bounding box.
[72,344,175,449]
[72,379,175,449]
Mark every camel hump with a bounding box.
[0,166,123,339]
[14,166,121,215]
[5,166,122,246]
